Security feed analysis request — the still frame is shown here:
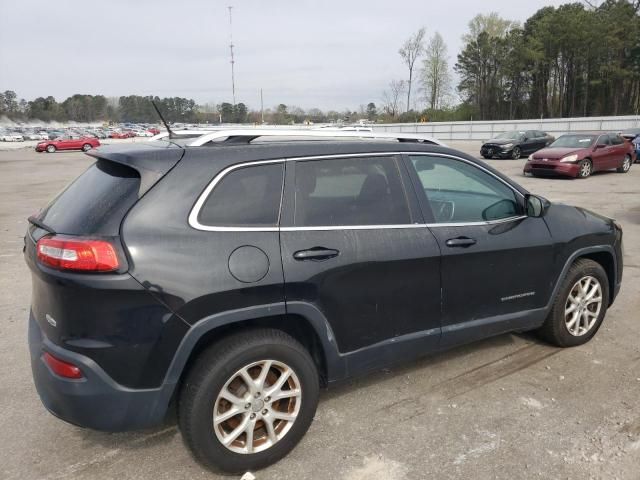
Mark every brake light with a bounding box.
[36,236,119,272]
[43,352,83,379]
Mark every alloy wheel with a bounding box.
[213,360,302,454]
[512,147,520,159]
[622,155,631,172]
[564,275,602,336]
[580,161,591,177]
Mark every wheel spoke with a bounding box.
[565,303,578,315]
[223,414,250,446]
[244,419,255,453]
[265,367,292,396]
[264,416,277,443]
[239,368,257,396]
[220,387,245,408]
[214,406,241,425]
[256,360,273,391]
[271,388,301,401]
[586,295,602,306]
[272,411,297,422]
[585,283,600,301]
[566,312,579,330]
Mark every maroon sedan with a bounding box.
[36,135,100,153]
[524,132,633,178]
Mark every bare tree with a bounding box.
[381,80,406,117]
[399,28,426,112]
[421,32,452,110]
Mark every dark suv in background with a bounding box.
[481,130,554,159]
[25,130,623,473]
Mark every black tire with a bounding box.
[616,154,632,173]
[82,143,92,152]
[511,146,521,159]
[537,258,609,347]
[178,328,319,473]
[46,145,56,153]
[577,159,592,178]
[481,154,491,159]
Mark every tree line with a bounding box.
[385,0,640,121]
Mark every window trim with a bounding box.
[188,159,285,232]
[188,152,527,232]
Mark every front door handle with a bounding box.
[293,247,340,261]
[445,237,476,248]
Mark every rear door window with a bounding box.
[37,160,141,235]
[197,163,284,227]
[293,156,411,226]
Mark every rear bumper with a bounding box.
[28,312,173,432]
[523,161,579,177]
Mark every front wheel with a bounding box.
[511,147,521,159]
[178,329,319,473]
[577,159,592,178]
[82,143,92,152]
[537,258,609,347]
[617,154,631,173]
[46,145,56,153]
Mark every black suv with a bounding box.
[481,130,554,159]
[25,131,623,473]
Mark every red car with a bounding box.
[109,132,129,139]
[524,132,634,178]
[35,135,100,153]
[147,127,161,135]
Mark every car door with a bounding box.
[608,134,628,168]
[591,134,612,171]
[523,130,539,154]
[279,153,442,360]
[405,153,555,347]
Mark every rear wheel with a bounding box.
[617,154,631,173]
[178,329,319,473]
[577,159,592,178]
[511,147,521,159]
[46,145,56,153]
[82,143,92,152]
[537,258,608,347]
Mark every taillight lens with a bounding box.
[36,236,119,272]
[43,352,83,379]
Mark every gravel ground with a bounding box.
[0,142,638,480]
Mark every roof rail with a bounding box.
[149,129,219,141]
[173,129,445,146]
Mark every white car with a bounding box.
[135,130,154,137]
[0,133,24,142]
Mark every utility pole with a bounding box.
[260,88,264,124]
[228,6,236,105]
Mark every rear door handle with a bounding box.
[445,237,476,248]
[293,247,339,261]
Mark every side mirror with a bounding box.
[525,194,545,217]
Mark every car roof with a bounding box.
[90,139,529,197]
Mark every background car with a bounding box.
[620,128,640,163]
[110,131,132,139]
[481,130,554,159]
[35,135,100,153]
[524,132,633,178]
[1,133,24,142]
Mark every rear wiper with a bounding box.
[27,215,56,234]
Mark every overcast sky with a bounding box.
[0,0,568,111]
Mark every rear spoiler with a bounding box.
[86,144,185,194]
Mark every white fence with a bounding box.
[368,115,640,141]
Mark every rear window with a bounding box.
[38,159,141,235]
[197,163,284,227]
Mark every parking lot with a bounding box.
[0,142,639,480]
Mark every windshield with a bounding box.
[550,135,597,148]
[495,131,524,140]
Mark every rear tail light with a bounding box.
[43,352,83,379]
[36,235,119,272]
